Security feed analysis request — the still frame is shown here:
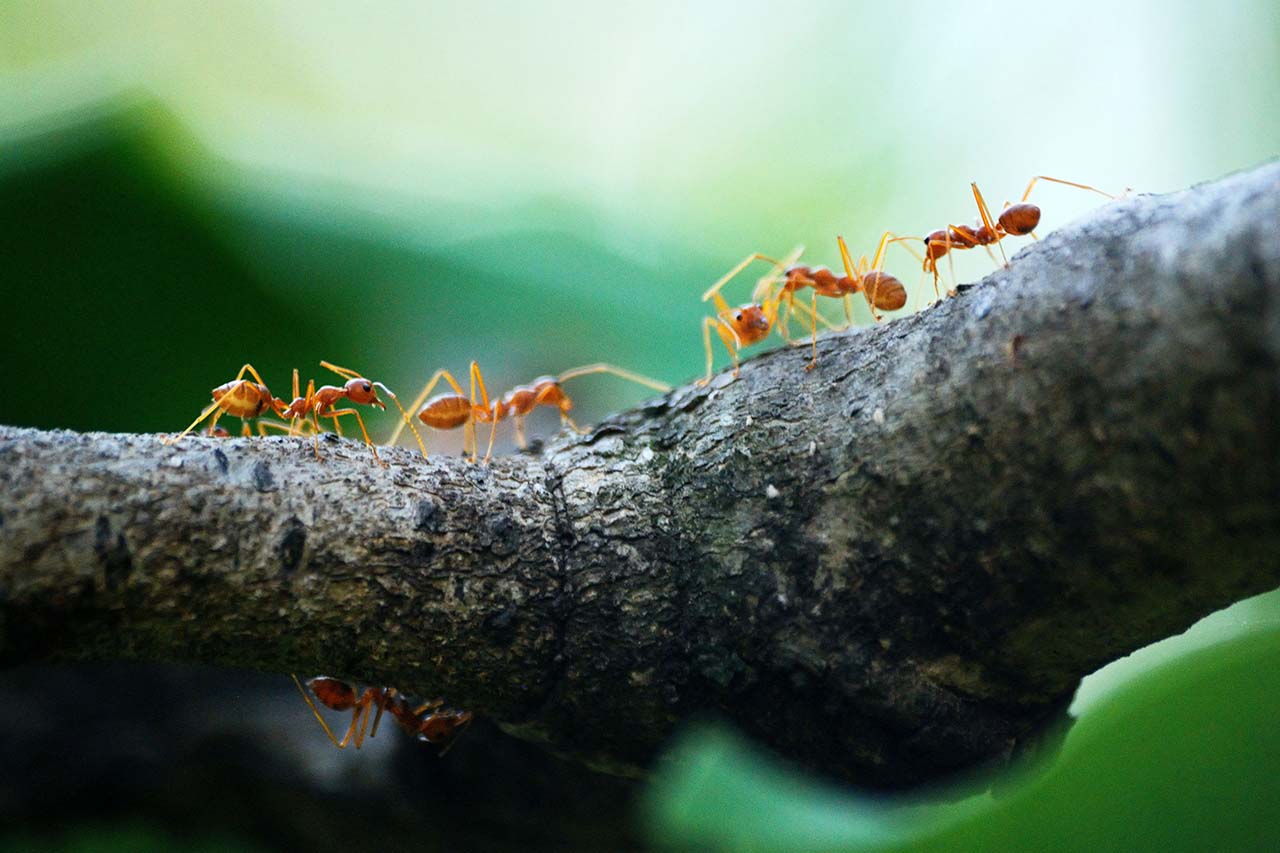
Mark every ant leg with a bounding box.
[310,407,325,460]
[325,409,386,468]
[886,236,933,303]
[319,360,362,381]
[557,364,672,394]
[258,419,316,438]
[468,363,497,463]
[464,420,476,463]
[751,245,803,303]
[1020,175,1116,203]
[388,369,466,448]
[841,238,883,323]
[369,689,394,739]
[703,252,785,303]
[805,289,818,369]
[775,292,794,343]
[291,674,357,749]
[943,228,961,293]
[258,420,284,437]
[164,400,223,445]
[700,317,740,385]
[971,183,1010,267]
[372,382,427,459]
[352,692,378,748]
[482,416,500,465]
[513,416,528,450]
[413,698,445,715]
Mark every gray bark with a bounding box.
[1,162,1278,789]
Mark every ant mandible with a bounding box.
[922,175,1118,294]
[163,363,290,445]
[387,362,671,464]
[280,361,425,468]
[291,675,474,754]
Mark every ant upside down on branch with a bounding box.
[292,674,474,755]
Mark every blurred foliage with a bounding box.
[0,822,264,853]
[644,609,1280,852]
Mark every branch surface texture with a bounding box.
[2,163,1278,788]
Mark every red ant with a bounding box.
[292,675,474,754]
[387,362,671,463]
[760,233,913,369]
[164,363,291,444]
[922,175,1118,294]
[280,361,425,467]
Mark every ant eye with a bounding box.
[734,312,742,321]
[362,382,372,393]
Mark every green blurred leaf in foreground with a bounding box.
[643,619,1280,852]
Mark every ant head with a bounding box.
[729,303,772,346]
[344,377,385,409]
[736,304,770,331]
[418,709,474,744]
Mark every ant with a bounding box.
[922,175,1118,294]
[164,363,291,445]
[700,246,819,383]
[387,362,671,464]
[761,233,911,369]
[280,361,426,467]
[292,675,474,755]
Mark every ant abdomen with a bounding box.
[999,202,1041,235]
[861,271,907,311]
[418,395,474,430]
[307,676,359,711]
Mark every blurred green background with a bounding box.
[2,1,1278,850]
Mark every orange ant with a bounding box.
[759,233,912,369]
[164,363,291,444]
[700,246,818,383]
[291,675,474,754]
[280,361,425,468]
[387,362,671,463]
[922,175,1118,294]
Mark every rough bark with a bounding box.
[1,162,1278,789]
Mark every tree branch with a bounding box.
[2,162,1278,788]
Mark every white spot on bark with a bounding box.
[873,407,885,425]
[765,484,780,499]
[639,446,654,463]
